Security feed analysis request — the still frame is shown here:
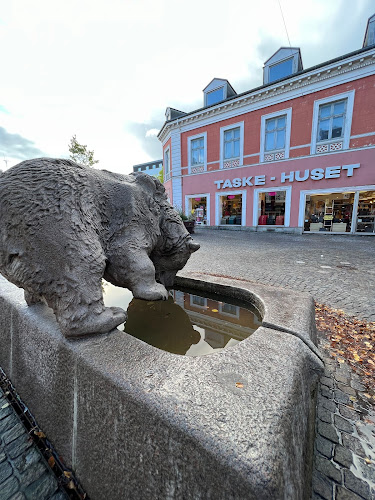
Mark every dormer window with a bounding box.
[269,57,293,83]
[263,48,303,84]
[203,78,236,107]
[363,14,375,47]
[206,87,225,106]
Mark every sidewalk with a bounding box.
[187,229,375,499]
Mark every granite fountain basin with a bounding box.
[0,272,323,499]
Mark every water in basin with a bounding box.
[103,281,262,356]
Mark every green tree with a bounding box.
[156,168,164,183]
[69,135,99,167]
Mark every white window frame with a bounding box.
[218,302,240,318]
[187,132,207,174]
[310,91,355,155]
[260,108,292,162]
[252,186,292,227]
[219,122,244,170]
[164,146,171,180]
[215,190,247,226]
[185,193,210,225]
[190,294,207,309]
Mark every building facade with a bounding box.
[133,159,162,178]
[158,15,375,234]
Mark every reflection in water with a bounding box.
[103,282,262,356]
[125,297,200,355]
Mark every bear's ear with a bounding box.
[189,241,200,253]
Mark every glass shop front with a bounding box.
[304,190,375,233]
[220,194,242,225]
[188,197,208,225]
[258,191,286,226]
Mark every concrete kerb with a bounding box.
[0,274,323,499]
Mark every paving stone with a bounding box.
[316,435,334,459]
[334,445,353,468]
[338,404,361,422]
[3,423,26,445]
[19,460,46,488]
[312,469,334,500]
[337,383,357,397]
[334,389,351,405]
[318,421,340,444]
[334,414,354,434]
[9,494,26,500]
[334,374,350,384]
[321,386,334,399]
[0,460,13,483]
[317,406,332,423]
[24,473,58,500]
[0,450,6,463]
[6,434,33,460]
[336,484,363,500]
[320,376,334,389]
[13,448,41,474]
[342,433,367,459]
[343,469,371,499]
[0,403,13,421]
[1,475,20,500]
[350,380,366,392]
[315,456,342,483]
[356,457,375,483]
[318,395,337,413]
[0,414,19,435]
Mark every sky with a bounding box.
[0,0,374,174]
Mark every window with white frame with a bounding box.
[260,109,291,162]
[191,137,204,165]
[220,122,244,169]
[188,133,207,174]
[265,116,286,151]
[311,91,354,155]
[164,147,170,179]
[224,127,240,159]
[317,100,346,142]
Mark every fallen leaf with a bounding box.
[48,456,55,468]
[34,431,46,438]
[211,309,218,313]
[235,382,244,388]
[64,471,72,478]
[365,458,372,464]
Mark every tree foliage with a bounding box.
[69,135,99,167]
[156,168,164,184]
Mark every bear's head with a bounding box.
[151,205,199,288]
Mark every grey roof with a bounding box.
[160,43,375,131]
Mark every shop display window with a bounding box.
[188,197,208,225]
[220,194,242,225]
[258,191,286,226]
[356,191,375,233]
[304,192,354,232]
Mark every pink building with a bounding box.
[158,14,375,234]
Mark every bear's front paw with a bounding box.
[133,283,169,301]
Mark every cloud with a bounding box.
[126,120,164,161]
[145,128,160,138]
[0,127,45,160]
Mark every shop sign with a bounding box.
[214,164,360,190]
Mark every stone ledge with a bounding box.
[0,274,323,499]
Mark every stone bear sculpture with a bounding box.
[0,158,199,338]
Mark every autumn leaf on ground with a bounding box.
[315,302,375,400]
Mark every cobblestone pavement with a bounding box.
[187,229,375,499]
[0,388,68,500]
[186,229,375,322]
